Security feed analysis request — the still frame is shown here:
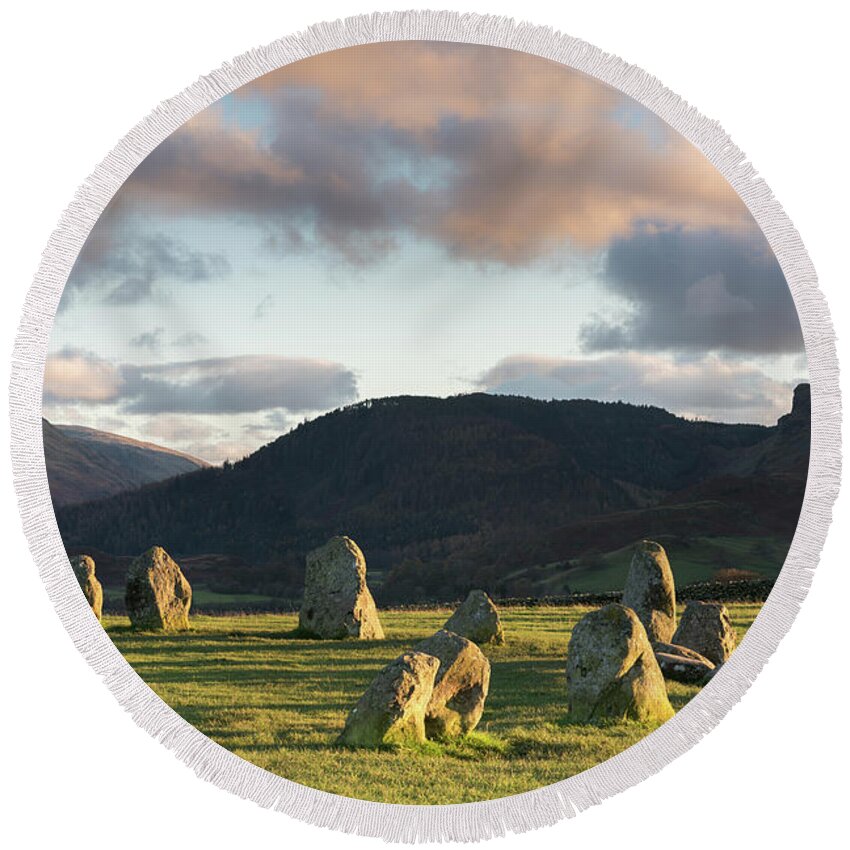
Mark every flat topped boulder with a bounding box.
[71,554,103,621]
[125,546,191,631]
[622,540,677,643]
[414,630,490,739]
[566,603,674,723]
[443,590,504,645]
[652,641,715,684]
[338,651,440,748]
[673,601,737,666]
[299,536,384,640]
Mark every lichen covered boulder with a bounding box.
[672,601,737,665]
[125,546,191,631]
[652,641,715,684]
[414,630,490,738]
[338,651,440,747]
[566,603,674,723]
[443,590,504,645]
[299,536,384,639]
[622,540,677,642]
[71,555,103,621]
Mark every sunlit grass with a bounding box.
[103,603,760,804]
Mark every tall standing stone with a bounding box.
[125,546,191,631]
[338,651,440,747]
[443,590,505,645]
[673,601,738,666]
[622,540,677,643]
[71,554,103,621]
[414,630,490,738]
[299,536,384,639]
[566,603,674,723]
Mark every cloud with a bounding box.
[423,112,749,265]
[130,327,165,352]
[44,352,359,416]
[171,332,208,348]
[253,294,274,319]
[126,91,413,267]
[580,227,803,355]
[477,352,795,425]
[62,233,230,308]
[93,42,753,269]
[141,416,264,464]
[235,410,295,443]
[139,413,299,465]
[140,415,216,446]
[120,357,358,414]
[43,348,124,404]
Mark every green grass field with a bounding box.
[104,603,761,804]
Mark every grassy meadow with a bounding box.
[104,603,761,804]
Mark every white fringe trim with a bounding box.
[8,9,841,843]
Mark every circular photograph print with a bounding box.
[41,38,810,809]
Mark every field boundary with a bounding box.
[101,578,777,616]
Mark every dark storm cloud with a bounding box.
[43,351,359,415]
[580,227,803,355]
[61,232,230,308]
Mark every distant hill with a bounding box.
[55,389,809,603]
[44,420,209,506]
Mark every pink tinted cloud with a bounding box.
[109,42,753,265]
[43,351,359,416]
[43,348,124,404]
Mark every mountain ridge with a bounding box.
[54,389,808,602]
[44,419,209,506]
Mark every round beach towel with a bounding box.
[10,10,840,842]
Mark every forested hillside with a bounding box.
[55,389,809,602]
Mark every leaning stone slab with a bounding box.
[443,590,505,645]
[672,601,737,666]
[652,641,715,684]
[414,630,490,738]
[299,536,384,640]
[71,554,103,621]
[125,546,191,631]
[338,651,440,747]
[566,603,674,723]
[622,539,677,642]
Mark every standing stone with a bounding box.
[622,540,677,643]
[443,590,505,645]
[672,601,738,665]
[566,603,674,723]
[299,537,384,639]
[125,546,191,631]
[338,651,440,747]
[652,642,716,684]
[414,630,490,738]
[71,555,103,621]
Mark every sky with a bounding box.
[44,42,807,464]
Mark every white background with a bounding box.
[1,2,847,847]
